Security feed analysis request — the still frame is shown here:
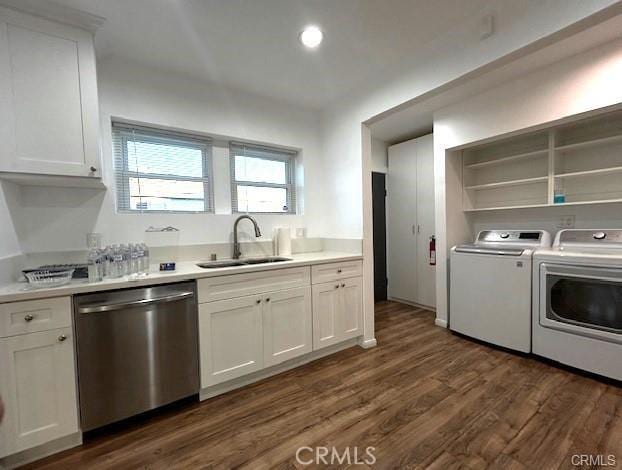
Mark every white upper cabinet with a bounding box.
[0,5,101,181]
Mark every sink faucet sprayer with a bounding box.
[232,215,262,259]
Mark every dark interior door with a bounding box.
[372,172,387,302]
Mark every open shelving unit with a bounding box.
[462,108,622,212]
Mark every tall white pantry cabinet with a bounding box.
[387,134,436,309]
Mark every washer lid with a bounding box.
[454,245,525,256]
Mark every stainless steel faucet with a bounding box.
[232,215,262,259]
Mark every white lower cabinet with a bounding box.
[199,296,264,388]
[199,286,313,387]
[312,277,363,350]
[263,287,312,367]
[0,327,79,458]
[198,265,362,391]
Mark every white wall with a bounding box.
[371,138,388,174]
[433,38,622,324]
[5,59,325,254]
[0,182,20,259]
[323,0,618,239]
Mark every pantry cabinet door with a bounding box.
[199,297,263,387]
[339,277,363,340]
[0,327,79,457]
[312,282,342,349]
[263,287,312,367]
[0,7,100,177]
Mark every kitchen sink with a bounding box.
[242,256,291,264]
[197,256,291,269]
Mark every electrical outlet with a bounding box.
[295,227,306,238]
[558,215,575,229]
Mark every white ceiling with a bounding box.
[44,0,496,109]
[369,10,622,144]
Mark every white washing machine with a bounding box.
[450,230,551,352]
[533,229,622,381]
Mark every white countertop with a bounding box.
[0,252,363,303]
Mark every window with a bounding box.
[113,123,213,212]
[230,142,297,213]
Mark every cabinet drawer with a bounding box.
[198,267,311,303]
[311,260,362,284]
[0,297,72,338]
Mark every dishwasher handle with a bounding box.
[77,291,194,314]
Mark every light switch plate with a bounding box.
[558,215,575,229]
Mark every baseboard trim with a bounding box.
[434,318,448,328]
[387,297,436,312]
[0,432,82,469]
[359,337,377,349]
[200,338,360,401]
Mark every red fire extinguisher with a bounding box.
[429,235,436,266]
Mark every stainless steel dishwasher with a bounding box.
[73,281,199,431]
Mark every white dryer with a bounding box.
[450,230,551,352]
[533,229,622,381]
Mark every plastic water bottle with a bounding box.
[129,244,140,274]
[141,242,150,274]
[87,247,102,282]
[111,245,123,278]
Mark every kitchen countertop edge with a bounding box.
[0,252,363,303]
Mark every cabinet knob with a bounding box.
[58,334,67,342]
[256,299,261,304]
[341,283,346,288]
[89,166,97,173]
[265,298,271,302]
[335,284,340,289]
[24,314,34,322]
[337,269,342,273]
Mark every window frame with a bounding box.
[113,122,214,214]
[229,142,298,214]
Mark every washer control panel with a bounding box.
[477,230,545,244]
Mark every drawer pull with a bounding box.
[337,269,342,273]
[256,299,261,304]
[58,334,67,342]
[265,298,271,302]
[24,314,35,322]
[335,284,340,289]
[341,283,346,288]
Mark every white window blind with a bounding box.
[113,123,213,213]
[230,142,297,214]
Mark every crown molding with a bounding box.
[0,0,105,33]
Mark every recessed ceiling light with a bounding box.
[299,26,323,49]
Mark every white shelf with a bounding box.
[465,198,622,212]
[464,176,548,191]
[552,198,622,207]
[464,203,549,212]
[555,166,622,179]
[465,149,547,169]
[555,134,622,151]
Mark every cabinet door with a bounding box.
[263,287,312,367]
[387,140,418,303]
[0,7,100,177]
[0,327,78,457]
[199,297,263,387]
[415,134,436,308]
[339,277,363,340]
[312,282,342,349]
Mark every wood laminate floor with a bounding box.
[25,301,622,469]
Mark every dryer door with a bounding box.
[539,263,622,343]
